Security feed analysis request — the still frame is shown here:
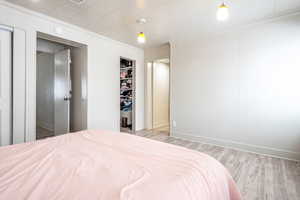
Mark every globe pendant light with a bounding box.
[217,2,229,21]
[137,32,146,44]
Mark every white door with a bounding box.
[54,49,71,136]
[0,29,12,146]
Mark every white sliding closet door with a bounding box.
[0,29,12,146]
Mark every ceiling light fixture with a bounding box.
[136,18,147,24]
[136,18,147,44]
[69,0,86,5]
[137,32,146,44]
[217,2,229,21]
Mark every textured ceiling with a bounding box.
[4,0,300,47]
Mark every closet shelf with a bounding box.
[121,88,133,91]
[120,67,133,70]
[121,77,132,80]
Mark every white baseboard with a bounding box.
[172,132,300,161]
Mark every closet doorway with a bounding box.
[146,59,170,136]
[36,33,87,140]
[120,57,135,133]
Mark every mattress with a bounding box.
[0,130,241,200]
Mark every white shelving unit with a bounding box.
[120,57,135,133]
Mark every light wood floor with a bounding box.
[147,125,170,136]
[136,130,300,200]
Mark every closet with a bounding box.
[36,35,88,140]
[120,58,135,133]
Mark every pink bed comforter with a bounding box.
[0,130,241,200]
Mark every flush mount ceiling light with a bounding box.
[217,2,229,21]
[69,0,86,5]
[137,32,146,44]
[136,18,147,24]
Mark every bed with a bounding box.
[0,130,241,200]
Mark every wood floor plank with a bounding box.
[264,157,276,200]
[282,159,299,200]
[242,154,262,200]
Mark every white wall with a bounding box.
[36,52,54,131]
[0,1,144,141]
[171,14,300,160]
[153,62,170,128]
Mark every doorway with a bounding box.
[146,58,170,136]
[36,34,87,140]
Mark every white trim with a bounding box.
[12,28,26,144]
[0,24,13,32]
[172,131,300,161]
[27,30,37,142]
[169,43,173,134]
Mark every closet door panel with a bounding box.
[0,29,12,146]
